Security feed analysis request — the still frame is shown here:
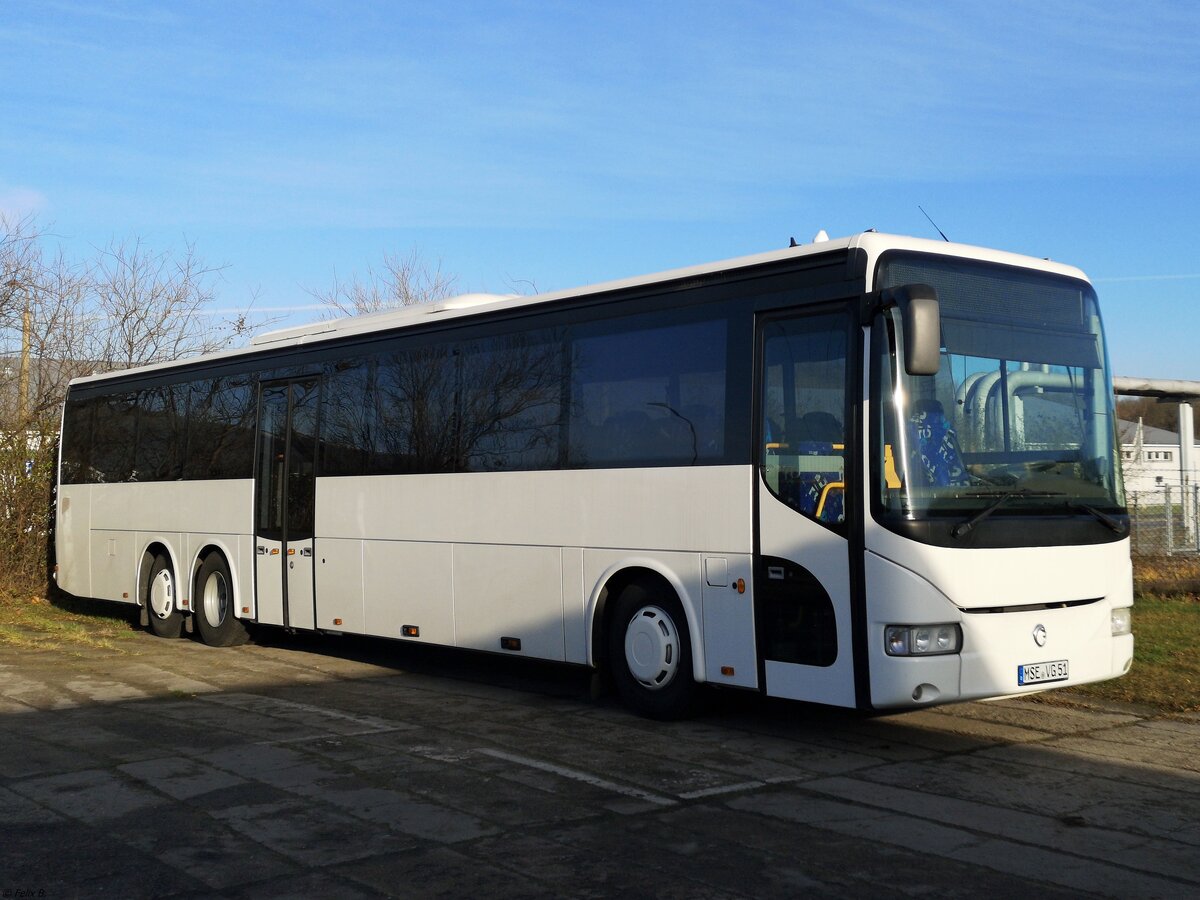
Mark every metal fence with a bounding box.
[1129,485,1200,556]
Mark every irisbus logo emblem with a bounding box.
[1033,624,1048,647]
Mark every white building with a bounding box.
[1118,418,1199,496]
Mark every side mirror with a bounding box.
[882,284,941,376]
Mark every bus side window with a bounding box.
[60,396,95,484]
[569,316,727,468]
[91,392,138,483]
[321,358,376,476]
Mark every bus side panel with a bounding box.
[235,531,255,619]
[55,484,92,598]
[338,469,752,556]
[87,483,139,603]
[362,540,454,645]
[85,480,253,607]
[316,468,753,667]
[562,547,586,664]
[86,529,134,603]
[454,543,565,660]
[701,553,757,688]
[315,538,365,633]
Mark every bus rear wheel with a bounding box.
[145,554,183,639]
[194,553,249,647]
[607,583,698,719]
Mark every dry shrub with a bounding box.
[0,436,56,596]
[1133,554,1200,597]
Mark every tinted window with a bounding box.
[374,342,458,474]
[134,383,188,480]
[90,392,138,483]
[569,317,726,467]
[458,330,563,472]
[184,376,256,479]
[60,396,94,484]
[321,358,376,476]
[256,384,288,538]
[287,381,320,540]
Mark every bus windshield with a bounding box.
[873,253,1124,523]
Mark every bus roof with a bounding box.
[67,231,1091,388]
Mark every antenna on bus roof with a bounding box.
[919,206,950,242]
[789,230,829,248]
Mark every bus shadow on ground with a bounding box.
[43,586,900,727]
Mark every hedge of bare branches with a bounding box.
[0,214,257,595]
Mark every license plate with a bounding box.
[1018,659,1069,686]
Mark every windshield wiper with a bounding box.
[951,489,1064,539]
[952,492,1015,538]
[1067,501,1125,534]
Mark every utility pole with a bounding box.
[1180,400,1196,546]
[2,277,21,424]
[18,291,30,425]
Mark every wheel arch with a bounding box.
[190,540,242,617]
[137,538,181,608]
[587,558,706,683]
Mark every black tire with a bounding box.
[145,553,183,639]
[194,553,250,647]
[607,582,698,719]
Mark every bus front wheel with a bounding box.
[607,583,698,719]
[194,553,250,648]
[145,554,183,639]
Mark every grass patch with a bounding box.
[1055,592,1200,713]
[0,590,139,653]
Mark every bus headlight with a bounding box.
[1111,607,1132,636]
[885,624,962,656]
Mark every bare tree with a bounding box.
[3,225,262,430]
[78,237,239,371]
[308,249,458,319]
[1,214,66,429]
[0,214,261,595]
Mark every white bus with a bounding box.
[54,232,1133,717]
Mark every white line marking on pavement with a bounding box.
[202,693,401,732]
[260,726,408,745]
[478,748,678,807]
[677,780,765,800]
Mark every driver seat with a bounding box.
[908,399,971,487]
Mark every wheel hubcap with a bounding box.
[202,571,228,628]
[149,569,174,619]
[623,606,680,690]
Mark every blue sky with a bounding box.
[2,0,1198,378]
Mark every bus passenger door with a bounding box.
[756,307,858,708]
[254,379,319,630]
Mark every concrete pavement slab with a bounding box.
[3,624,1198,898]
